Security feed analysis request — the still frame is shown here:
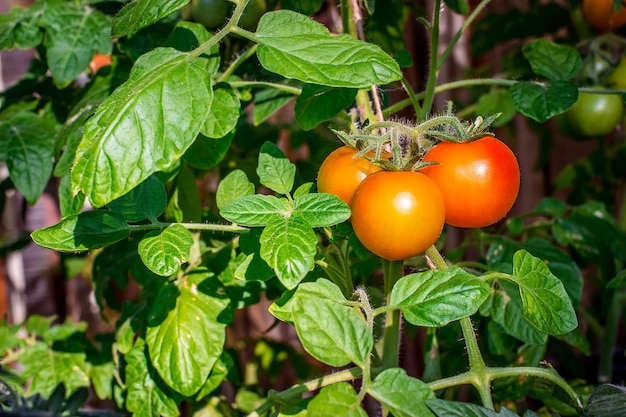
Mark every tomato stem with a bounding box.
[380,259,404,369]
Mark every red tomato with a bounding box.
[421,137,520,228]
[89,52,112,74]
[316,146,383,205]
[583,0,626,32]
[350,171,445,261]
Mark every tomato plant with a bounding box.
[350,171,445,261]
[582,0,626,32]
[565,89,624,137]
[420,136,520,229]
[316,146,382,205]
[1,0,623,416]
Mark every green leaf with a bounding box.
[367,368,435,417]
[481,279,547,345]
[0,112,57,204]
[280,0,325,14]
[108,176,167,223]
[125,341,180,417]
[389,268,490,327]
[257,141,296,195]
[184,131,234,170]
[138,224,194,276]
[255,10,402,88]
[512,250,578,335]
[20,342,90,398]
[443,0,470,15]
[146,269,231,397]
[522,39,582,81]
[236,228,275,282]
[71,47,213,207]
[165,21,220,75]
[307,383,367,416]
[293,296,372,367]
[510,80,578,122]
[202,87,240,138]
[193,351,234,400]
[293,193,351,227]
[260,214,317,289]
[216,169,255,210]
[426,399,519,416]
[58,174,86,218]
[166,164,202,223]
[269,278,347,323]
[0,6,42,51]
[31,211,130,252]
[475,90,516,127]
[253,87,297,126]
[42,3,112,87]
[584,384,626,417]
[220,194,291,226]
[294,84,357,130]
[113,0,189,37]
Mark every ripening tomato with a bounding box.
[350,171,445,261]
[89,52,112,74]
[317,146,383,205]
[421,137,520,228]
[583,0,626,32]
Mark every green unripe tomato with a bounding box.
[239,0,267,31]
[566,88,624,137]
[191,0,229,28]
[607,57,626,90]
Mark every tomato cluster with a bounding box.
[317,137,520,261]
[582,0,626,32]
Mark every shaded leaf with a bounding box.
[295,84,357,130]
[510,81,578,122]
[522,39,582,81]
[108,176,167,223]
[31,211,130,252]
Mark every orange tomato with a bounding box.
[350,171,445,261]
[583,0,626,32]
[421,137,520,228]
[317,146,384,206]
[89,52,112,74]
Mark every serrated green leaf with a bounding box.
[426,399,519,416]
[389,268,490,327]
[253,87,297,126]
[260,214,317,289]
[255,10,401,88]
[367,368,435,417]
[293,193,350,227]
[108,176,167,223]
[138,224,194,276]
[510,81,578,123]
[125,341,180,417]
[257,141,296,195]
[522,39,582,81]
[31,211,130,252]
[202,87,240,138]
[481,280,547,345]
[294,84,357,131]
[20,342,90,398]
[307,383,367,416]
[42,3,112,87]
[269,278,347,323]
[220,194,291,226]
[113,0,189,37]
[71,47,213,207]
[512,250,578,335]
[293,296,372,367]
[216,169,255,210]
[0,112,57,204]
[0,6,42,50]
[146,270,231,397]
